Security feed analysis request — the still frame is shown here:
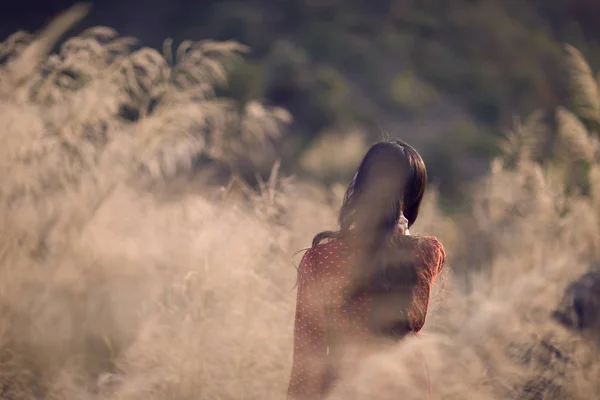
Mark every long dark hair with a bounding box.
[312,138,429,337]
[312,138,427,249]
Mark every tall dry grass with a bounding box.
[0,4,599,399]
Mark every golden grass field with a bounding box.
[0,4,599,399]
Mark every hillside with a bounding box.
[3,0,600,203]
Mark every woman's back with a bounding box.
[287,138,446,399]
[287,235,446,398]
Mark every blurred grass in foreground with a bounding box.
[0,4,599,399]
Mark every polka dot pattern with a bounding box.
[287,236,446,399]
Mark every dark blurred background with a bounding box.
[3,0,600,207]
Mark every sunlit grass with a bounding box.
[0,4,599,399]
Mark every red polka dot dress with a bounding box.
[287,235,446,399]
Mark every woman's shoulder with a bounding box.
[413,235,445,252]
[311,237,352,253]
[412,235,446,270]
[300,238,351,267]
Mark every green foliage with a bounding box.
[307,66,353,129]
[203,1,273,54]
[264,40,311,97]
[225,59,266,105]
[424,119,499,203]
[178,0,600,199]
[388,71,440,114]
[14,0,596,201]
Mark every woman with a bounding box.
[287,139,446,399]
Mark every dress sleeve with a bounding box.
[431,238,446,284]
[409,236,447,332]
[287,249,329,399]
[422,236,446,284]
